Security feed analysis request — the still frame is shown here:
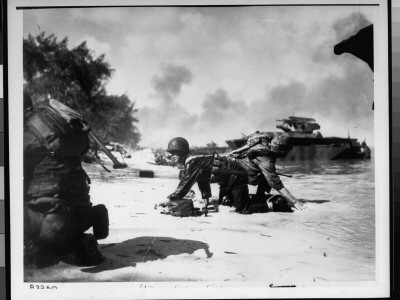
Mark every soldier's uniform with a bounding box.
[168,154,214,201]
[156,154,214,217]
[219,134,293,214]
[23,98,108,268]
[157,137,214,217]
[236,142,284,198]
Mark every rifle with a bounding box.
[89,132,127,169]
[211,169,292,178]
[276,172,292,178]
[212,169,248,176]
[48,99,128,170]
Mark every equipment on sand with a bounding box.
[88,132,127,169]
[139,170,155,178]
[162,199,206,217]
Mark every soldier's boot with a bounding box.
[24,240,61,269]
[63,233,105,266]
[92,204,109,240]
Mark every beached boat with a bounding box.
[225,116,371,161]
[190,141,230,156]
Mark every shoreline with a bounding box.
[24,158,375,284]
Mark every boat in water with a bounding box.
[225,116,371,161]
[190,141,230,156]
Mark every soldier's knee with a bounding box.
[92,204,109,240]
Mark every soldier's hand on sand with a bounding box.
[293,201,304,210]
[288,200,303,210]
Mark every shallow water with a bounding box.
[266,158,376,278]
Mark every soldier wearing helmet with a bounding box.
[155,137,215,215]
[229,133,301,210]
[269,135,293,156]
[167,137,190,165]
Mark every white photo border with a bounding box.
[8,0,389,299]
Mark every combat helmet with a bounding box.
[167,137,190,155]
[270,135,292,156]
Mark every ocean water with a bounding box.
[264,158,376,278]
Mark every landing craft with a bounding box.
[225,116,371,161]
[190,141,230,156]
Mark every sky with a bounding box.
[23,5,376,149]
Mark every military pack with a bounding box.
[24,99,90,159]
[24,99,91,201]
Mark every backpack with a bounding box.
[166,199,195,217]
[24,99,90,159]
[24,99,91,200]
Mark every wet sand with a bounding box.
[24,154,373,287]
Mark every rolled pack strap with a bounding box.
[27,196,92,215]
[27,197,68,214]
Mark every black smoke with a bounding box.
[137,63,197,147]
[151,63,193,103]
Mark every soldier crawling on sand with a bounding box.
[154,137,215,217]
[217,133,302,213]
[155,135,301,217]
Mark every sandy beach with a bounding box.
[24,151,375,288]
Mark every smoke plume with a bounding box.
[151,63,193,103]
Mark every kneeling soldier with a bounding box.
[23,94,109,268]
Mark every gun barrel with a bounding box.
[89,132,127,169]
[276,172,292,178]
[212,170,248,176]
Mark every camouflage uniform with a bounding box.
[219,135,293,214]
[236,142,284,197]
[216,155,291,214]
